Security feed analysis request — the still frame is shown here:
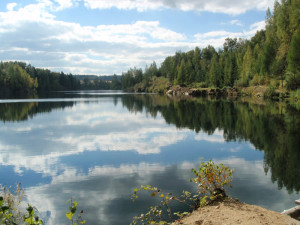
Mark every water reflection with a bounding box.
[0,92,299,225]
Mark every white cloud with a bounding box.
[6,3,17,11]
[83,0,275,15]
[0,101,189,176]
[249,20,266,32]
[55,126,187,154]
[53,0,76,11]
[194,20,266,48]
[0,2,187,74]
[230,20,243,26]
[83,0,162,12]
[0,0,269,75]
[195,129,225,143]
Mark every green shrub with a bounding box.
[190,160,233,200]
[250,74,260,86]
[0,184,85,225]
[285,71,300,90]
[264,85,277,99]
[290,89,300,100]
[131,160,233,224]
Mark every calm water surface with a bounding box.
[0,91,299,224]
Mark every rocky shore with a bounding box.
[165,85,291,100]
[166,85,240,98]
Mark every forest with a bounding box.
[121,0,300,92]
[0,61,121,96]
[1,0,299,96]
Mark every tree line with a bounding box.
[121,0,300,91]
[0,61,121,96]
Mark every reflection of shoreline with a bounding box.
[0,101,75,122]
[122,94,300,193]
[0,93,299,196]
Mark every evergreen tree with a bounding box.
[209,53,221,87]
[241,45,253,86]
[287,28,300,73]
[176,59,186,86]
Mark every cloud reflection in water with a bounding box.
[0,95,299,225]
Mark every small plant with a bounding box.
[24,205,43,225]
[0,184,43,225]
[131,160,234,224]
[190,160,233,201]
[66,198,86,225]
[0,183,26,224]
[0,184,86,225]
[131,185,175,224]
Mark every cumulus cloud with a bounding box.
[194,20,266,48]
[53,0,76,11]
[6,3,17,11]
[0,98,190,176]
[83,0,275,15]
[0,2,188,74]
[0,0,269,74]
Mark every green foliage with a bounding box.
[120,0,300,92]
[287,29,300,73]
[131,160,233,224]
[264,85,277,99]
[0,184,86,225]
[250,74,263,86]
[0,183,42,225]
[0,61,83,96]
[190,160,233,200]
[121,95,300,193]
[24,205,43,225]
[131,185,176,224]
[66,198,86,225]
[290,89,300,100]
[285,71,300,90]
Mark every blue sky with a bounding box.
[0,0,275,75]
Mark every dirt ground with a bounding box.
[173,199,300,225]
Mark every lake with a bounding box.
[0,90,299,224]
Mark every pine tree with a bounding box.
[209,53,221,87]
[176,59,186,86]
[287,28,300,73]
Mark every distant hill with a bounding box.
[75,75,121,81]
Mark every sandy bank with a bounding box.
[172,199,300,225]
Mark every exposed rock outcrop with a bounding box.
[166,86,241,97]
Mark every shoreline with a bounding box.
[164,85,293,100]
[172,198,300,225]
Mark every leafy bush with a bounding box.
[264,85,277,99]
[250,74,260,86]
[131,160,233,224]
[0,184,85,225]
[190,160,233,200]
[234,79,248,87]
[0,183,27,224]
